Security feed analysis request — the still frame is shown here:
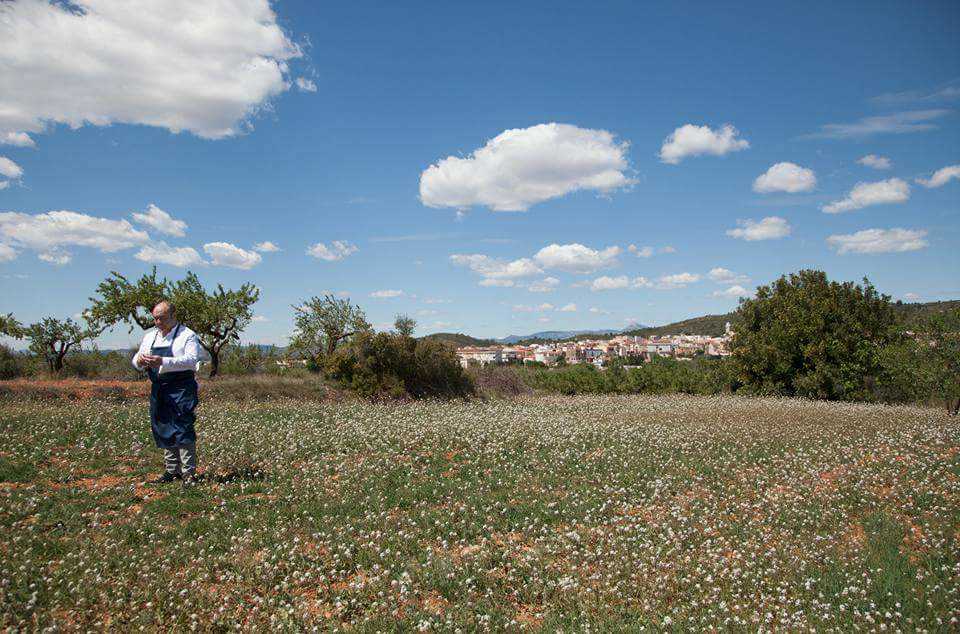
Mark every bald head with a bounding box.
[151,301,176,334]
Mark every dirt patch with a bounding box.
[515,603,545,629]
[421,591,450,616]
[0,378,149,401]
[842,522,866,551]
[53,475,127,491]
[330,571,369,592]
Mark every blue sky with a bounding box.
[1,0,958,347]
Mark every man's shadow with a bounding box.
[201,465,267,484]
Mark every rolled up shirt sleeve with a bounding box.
[160,330,201,373]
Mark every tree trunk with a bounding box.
[208,349,220,378]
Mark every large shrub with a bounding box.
[0,345,27,380]
[326,331,474,399]
[731,270,898,401]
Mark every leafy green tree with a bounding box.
[170,273,259,378]
[290,294,371,366]
[26,317,95,374]
[731,270,898,400]
[0,313,24,339]
[87,268,169,332]
[88,268,259,378]
[393,314,417,338]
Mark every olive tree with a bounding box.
[393,314,417,338]
[290,294,371,366]
[170,273,259,378]
[26,317,95,374]
[88,268,259,378]
[87,268,169,332]
[0,313,24,339]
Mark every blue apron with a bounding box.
[147,323,198,449]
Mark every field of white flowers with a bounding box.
[1,394,958,631]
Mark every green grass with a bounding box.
[0,395,957,630]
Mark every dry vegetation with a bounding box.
[0,395,958,630]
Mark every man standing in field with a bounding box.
[132,301,201,488]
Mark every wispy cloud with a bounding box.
[804,109,950,139]
[872,82,960,105]
[370,289,405,298]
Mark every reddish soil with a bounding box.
[0,378,149,400]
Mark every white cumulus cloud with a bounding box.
[295,77,317,93]
[708,267,748,284]
[131,204,187,237]
[1,132,35,148]
[628,244,654,258]
[533,243,620,273]
[203,242,262,269]
[916,164,960,188]
[559,303,577,312]
[135,242,205,268]
[0,157,23,180]
[478,278,514,288]
[590,275,630,291]
[307,240,358,262]
[450,254,543,282]
[656,273,700,289]
[826,228,928,254]
[0,243,17,262]
[0,210,148,260]
[822,178,910,214]
[590,275,654,291]
[527,277,560,293]
[253,241,281,253]
[659,124,749,164]
[857,154,891,170]
[726,216,791,241]
[419,122,634,212]
[752,162,816,193]
[0,0,303,141]
[38,251,71,266]
[712,285,750,298]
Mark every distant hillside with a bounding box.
[623,313,732,338]
[421,301,958,348]
[893,300,960,326]
[420,332,498,347]
[499,329,623,344]
[615,300,960,340]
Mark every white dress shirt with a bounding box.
[132,323,201,374]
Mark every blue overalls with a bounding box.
[147,324,198,449]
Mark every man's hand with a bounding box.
[140,353,163,369]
